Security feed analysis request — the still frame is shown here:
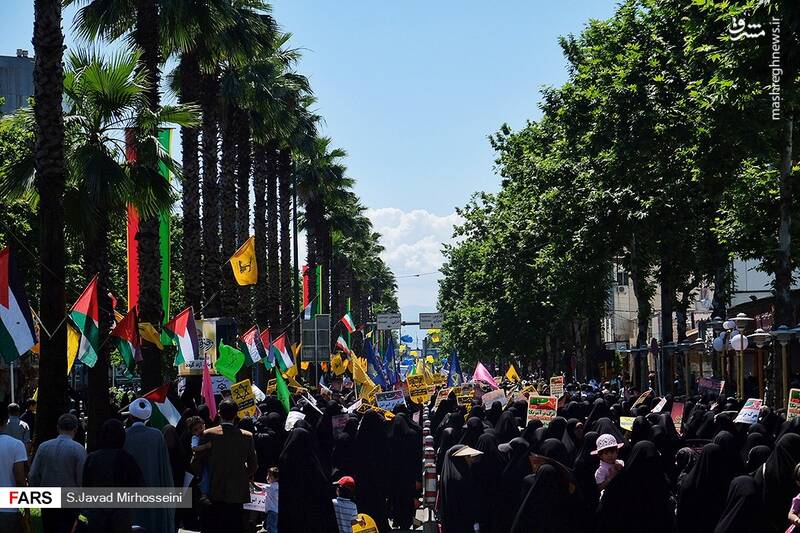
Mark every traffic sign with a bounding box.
[419,312,443,329]
[377,313,401,330]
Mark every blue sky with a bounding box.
[2,1,619,345]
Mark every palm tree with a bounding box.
[31,0,67,448]
[1,51,198,447]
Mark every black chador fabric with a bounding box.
[460,417,484,447]
[754,432,800,533]
[713,475,765,533]
[586,398,611,429]
[354,410,391,532]
[437,427,460,475]
[439,445,480,533]
[539,438,569,466]
[387,414,422,530]
[495,437,531,533]
[676,443,732,533]
[563,418,580,461]
[630,415,652,445]
[712,430,744,476]
[520,419,542,446]
[277,427,337,533]
[740,430,767,463]
[591,417,625,445]
[485,400,503,426]
[595,441,673,533]
[472,433,505,533]
[494,410,520,444]
[331,417,359,479]
[510,465,575,533]
[745,444,771,473]
[573,431,600,524]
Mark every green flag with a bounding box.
[216,341,245,382]
[275,369,291,413]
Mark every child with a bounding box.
[592,433,624,491]
[187,416,212,505]
[332,476,359,533]
[264,467,279,533]
[787,463,800,531]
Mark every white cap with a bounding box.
[129,398,152,421]
[591,433,623,455]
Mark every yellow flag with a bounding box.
[351,356,375,388]
[229,236,258,286]
[506,364,520,382]
[285,363,298,379]
[66,322,80,375]
[301,361,310,371]
[331,354,347,376]
[139,322,164,350]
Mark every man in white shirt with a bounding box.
[3,404,30,455]
[0,403,27,533]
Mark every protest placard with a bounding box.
[434,388,452,410]
[360,383,380,403]
[549,376,564,397]
[352,514,379,533]
[231,379,257,418]
[243,482,267,513]
[332,413,348,439]
[734,398,762,425]
[526,395,557,426]
[432,373,446,387]
[355,401,395,420]
[698,377,725,397]
[456,383,476,406]
[375,389,406,411]
[651,397,667,414]
[671,402,684,435]
[619,416,635,432]
[481,388,508,408]
[789,389,800,421]
[631,390,651,409]
[406,375,430,404]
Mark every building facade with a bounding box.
[0,50,34,115]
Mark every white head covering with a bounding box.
[129,398,152,421]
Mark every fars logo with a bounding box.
[0,488,61,508]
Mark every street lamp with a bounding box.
[706,317,724,376]
[727,313,754,399]
[747,328,772,403]
[774,325,795,408]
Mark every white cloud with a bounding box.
[367,207,462,313]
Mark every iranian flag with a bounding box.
[336,335,350,355]
[240,325,266,366]
[111,308,142,373]
[69,275,99,368]
[164,307,199,366]
[260,328,274,369]
[271,333,293,372]
[0,247,36,363]
[141,383,180,429]
[340,312,356,334]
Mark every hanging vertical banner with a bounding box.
[126,128,172,329]
[302,265,310,308]
[315,264,323,315]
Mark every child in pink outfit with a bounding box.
[592,433,624,491]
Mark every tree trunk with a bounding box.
[179,51,202,312]
[675,290,690,342]
[201,71,221,317]
[135,0,164,392]
[84,216,112,451]
[266,142,280,330]
[630,235,652,349]
[252,144,268,327]
[219,103,238,319]
[33,0,67,449]
[775,110,794,327]
[660,257,673,346]
[236,115,252,328]
[711,245,728,320]
[278,149,293,333]
[319,220,332,314]
[305,200,319,312]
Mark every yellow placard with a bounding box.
[406,374,430,404]
[231,379,257,418]
[353,514,378,533]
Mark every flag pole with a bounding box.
[9,360,14,404]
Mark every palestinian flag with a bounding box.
[111,308,141,373]
[164,307,199,366]
[336,335,350,355]
[340,312,356,334]
[0,247,36,363]
[239,326,266,366]
[271,333,293,372]
[141,383,180,429]
[69,275,99,368]
[260,328,274,369]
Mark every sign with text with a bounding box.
[549,376,564,397]
[481,388,508,408]
[406,375,430,404]
[375,389,406,411]
[231,379,257,418]
[734,398,762,425]
[632,390,652,409]
[698,377,725,397]
[619,416,635,432]
[526,395,557,427]
[376,313,401,330]
[419,312,443,330]
[651,397,667,414]
[789,389,800,421]
[434,388,453,410]
[243,482,267,513]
